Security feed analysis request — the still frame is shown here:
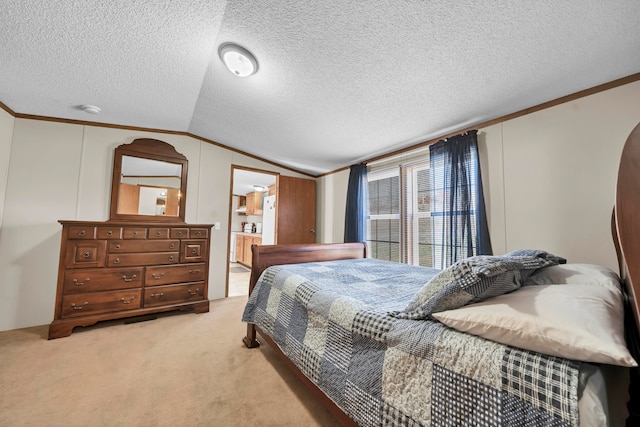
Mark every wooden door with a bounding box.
[235,234,245,263]
[276,176,316,244]
[243,235,253,266]
[246,192,255,215]
[117,183,140,215]
[165,188,180,216]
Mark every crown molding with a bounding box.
[3,72,639,179]
[317,72,640,177]
[2,110,315,178]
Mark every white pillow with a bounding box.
[432,284,637,367]
[525,263,621,290]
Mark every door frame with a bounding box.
[226,165,279,297]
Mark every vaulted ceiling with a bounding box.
[2,1,639,175]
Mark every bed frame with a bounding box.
[242,242,367,350]
[243,123,640,426]
[613,122,640,423]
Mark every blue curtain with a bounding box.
[344,163,369,243]
[430,130,492,268]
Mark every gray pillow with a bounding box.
[390,250,566,320]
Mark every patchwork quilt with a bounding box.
[242,257,582,426]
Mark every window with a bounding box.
[407,162,435,267]
[367,157,435,267]
[367,168,401,262]
[366,152,482,268]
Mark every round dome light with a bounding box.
[218,43,258,77]
[80,105,101,114]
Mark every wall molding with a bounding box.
[318,72,640,177]
[2,72,639,179]
[0,105,316,178]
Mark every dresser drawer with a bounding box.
[123,227,147,239]
[109,240,179,253]
[145,263,206,286]
[148,228,169,239]
[180,239,207,263]
[143,282,205,307]
[68,226,96,240]
[61,289,142,318]
[64,240,107,269]
[190,228,208,239]
[108,252,179,267]
[63,267,143,293]
[170,228,189,239]
[97,226,122,239]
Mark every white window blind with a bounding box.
[367,167,401,262]
[366,151,435,267]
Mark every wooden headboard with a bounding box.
[613,121,640,422]
[614,122,640,351]
[248,242,367,296]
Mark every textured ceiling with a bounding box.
[2,1,640,175]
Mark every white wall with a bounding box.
[316,169,349,243]
[0,108,14,229]
[317,80,640,273]
[496,81,640,270]
[0,119,311,331]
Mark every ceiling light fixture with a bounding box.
[253,185,266,192]
[80,104,101,114]
[218,43,258,77]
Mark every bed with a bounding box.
[242,122,640,426]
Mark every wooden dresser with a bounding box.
[49,220,213,339]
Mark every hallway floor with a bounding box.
[228,262,250,297]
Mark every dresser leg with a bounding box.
[192,300,210,314]
[48,322,76,340]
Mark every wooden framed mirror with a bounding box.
[109,138,188,222]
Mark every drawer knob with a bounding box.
[168,256,174,262]
[169,243,175,249]
[189,269,200,274]
[73,278,91,286]
[120,296,136,304]
[187,288,199,296]
[156,231,161,236]
[113,258,120,264]
[191,248,197,254]
[78,230,86,237]
[114,244,121,250]
[121,274,137,282]
[71,301,88,310]
[132,231,137,236]
[107,230,113,236]
[150,293,164,298]
[195,231,202,236]
[151,273,165,280]
[177,231,183,236]
[82,252,91,259]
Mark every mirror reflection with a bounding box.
[110,138,188,222]
[117,155,182,217]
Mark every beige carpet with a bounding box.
[0,297,342,427]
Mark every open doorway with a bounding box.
[227,166,278,297]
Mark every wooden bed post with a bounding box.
[242,244,263,348]
[242,323,260,348]
[613,122,640,426]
